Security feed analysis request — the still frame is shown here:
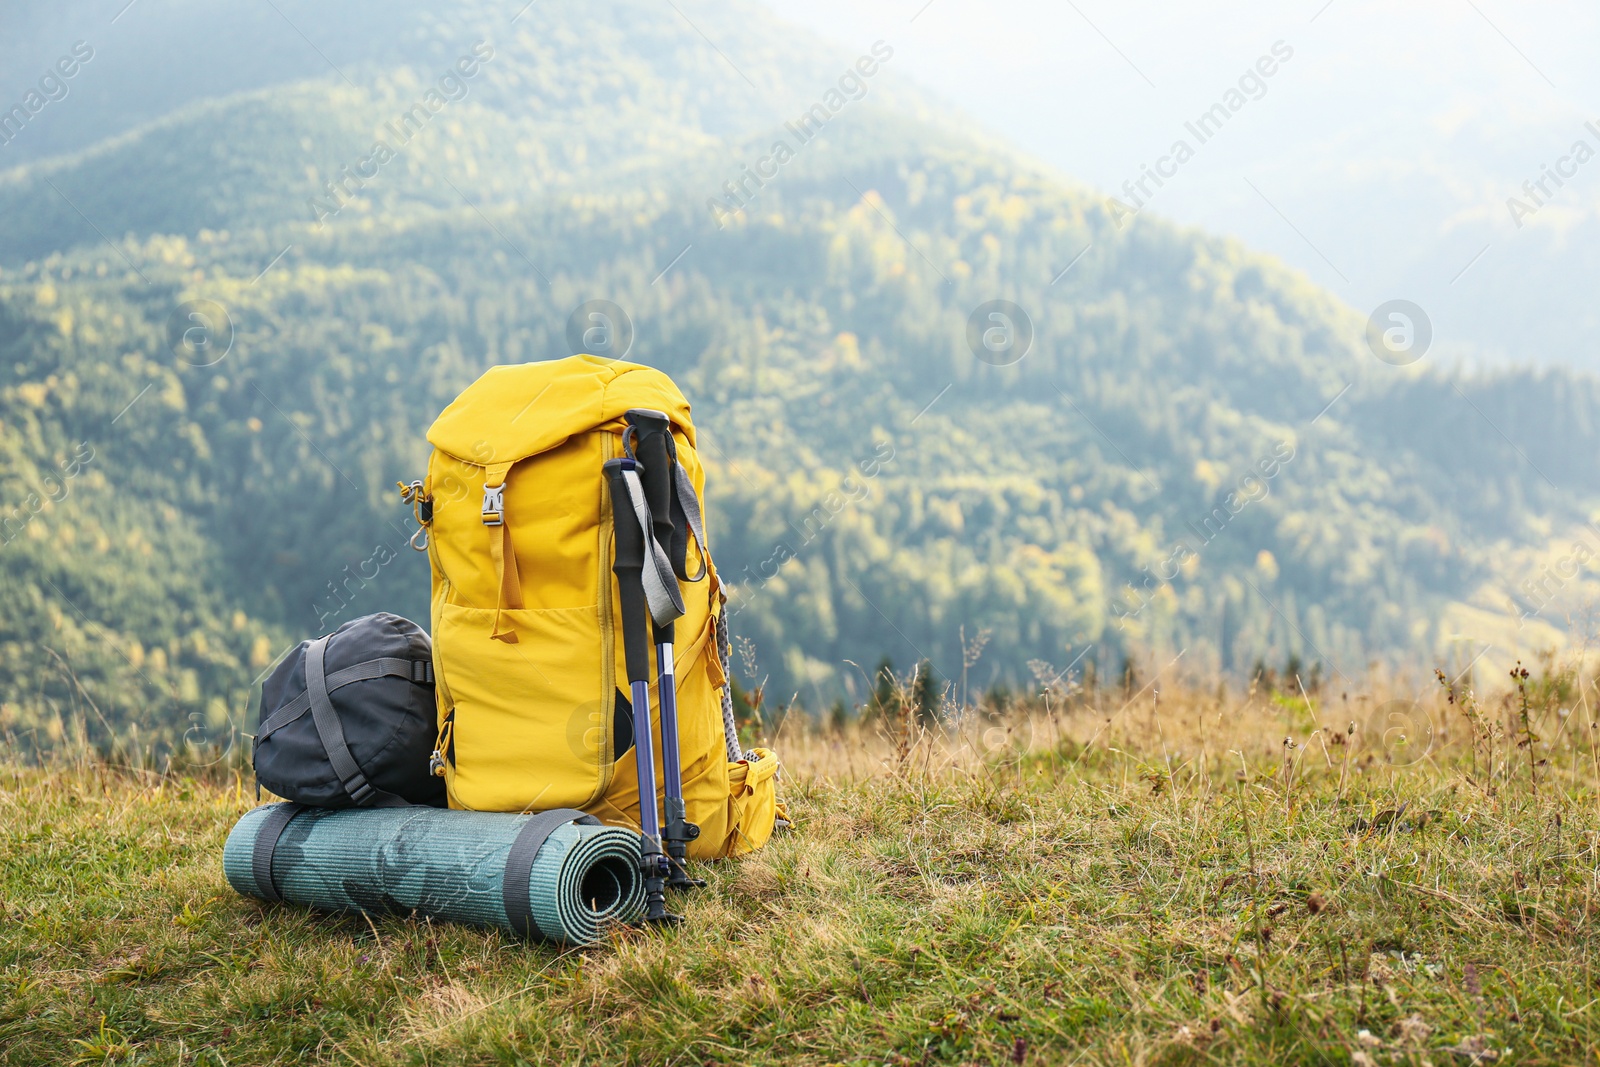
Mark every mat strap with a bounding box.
[250,802,305,903]
[502,808,601,938]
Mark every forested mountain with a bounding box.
[2,0,1597,758]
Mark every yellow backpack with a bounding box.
[403,355,784,863]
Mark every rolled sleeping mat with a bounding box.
[223,803,645,944]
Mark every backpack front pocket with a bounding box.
[434,603,615,812]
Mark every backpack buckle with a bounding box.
[481,484,505,526]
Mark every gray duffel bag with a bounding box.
[252,612,446,808]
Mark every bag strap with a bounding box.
[483,461,524,643]
[502,808,601,938]
[671,461,709,582]
[250,802,303,903]
[622,413,707,585]
[615,462,685,627]
[256,657,432,743]
[303,635,408,807]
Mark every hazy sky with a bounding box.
[760,0,1600,369]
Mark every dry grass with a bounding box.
[4,660,1600,1065]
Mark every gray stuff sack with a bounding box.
[252,612,446,808]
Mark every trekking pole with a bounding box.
[624,409,703,891]
[603,457,679,925]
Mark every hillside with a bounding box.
[2,0,1600,756]
[5,681,1600,1065]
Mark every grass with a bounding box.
[4,667,1600,1066]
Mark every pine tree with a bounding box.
[827,698,849,733]
[868,656,897,722]
[913,658,941,726]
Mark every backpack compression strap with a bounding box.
[256,657,433,743]
[501,808,601,939]
[482,461,525,643]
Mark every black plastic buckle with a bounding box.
[345,776,375,806]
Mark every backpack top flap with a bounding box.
[427,355,695,468]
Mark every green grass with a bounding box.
[3,708,1599,1066]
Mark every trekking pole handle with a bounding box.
[604,459,651,687]
[625,409,676,552]
[622,408,672,457]
[624,410,679,645]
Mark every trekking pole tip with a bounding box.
[644,908,685,927]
